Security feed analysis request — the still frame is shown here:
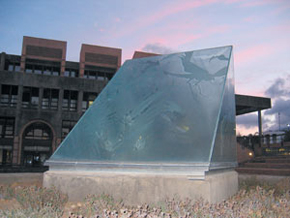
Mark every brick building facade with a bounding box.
[0,36,121,167]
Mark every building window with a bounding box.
[84,70,97,80]
[64,68,79,77]
[25,64,33,73]
[24,123,51,140]
[62,90,78,111]
[42,89,59,110]
[0,117,14,165]
[0,85,18,108]
[24,59,60,76]
[4,62,21,72]
[22,87,39,109]
[52,67,60,76]
[84,65,116,81]
[84,70,107,81]
[82,92,98,111]
[62,120,77,140]
[34,65,42,74]
[0,117,15,139]
[105,72,114,80]
[22,122,52,166]
[0,149,12,165]
[25,64,60,76]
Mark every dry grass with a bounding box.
[0,177,289,218]
[0,185,68,218]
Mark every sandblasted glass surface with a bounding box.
[210,53,237,168]
[49,46,236,168]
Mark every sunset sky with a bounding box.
[1,0,289,135]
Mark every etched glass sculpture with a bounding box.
[47,46,236,177]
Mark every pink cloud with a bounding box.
[235,81,266,96]
[143,0,218,25]
[136,23,230,51]
[128,18,203,51]
[239,0,289,8]
[271,3,290,15]
[236,125,258,136]
[156,19,200,32]
[115,17,121,23]
[239,0,272,7]
[132,24,231,59]
[115,0,218,38]
[269,22,290,34]
[207,25,230,34]
[223,0,245,3]
[234,21,290,66]
[141,33,203,50]
[235,44,277,65]
[168,25,230,46]
[243,15,260,23]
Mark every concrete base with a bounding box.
[43,169,238,205]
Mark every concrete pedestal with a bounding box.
[43,169,238,205]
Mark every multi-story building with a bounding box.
[0,36,121,167]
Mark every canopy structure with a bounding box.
[235,94,271,144]
[46,46,237,178]
[235,94,271,116]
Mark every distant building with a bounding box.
[0,36,121,167]
[262,131,285,145]
[132,51,160,59]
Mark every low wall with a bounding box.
[0,173,43,186]
[238,173,288,185]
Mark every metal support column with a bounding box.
[258,110,262,147]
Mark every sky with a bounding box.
[0,0,289,135]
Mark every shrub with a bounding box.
[72,193,124,217]
[0,185,68,218]
[0,185,15,200]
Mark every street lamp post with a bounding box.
[278,112,281,131]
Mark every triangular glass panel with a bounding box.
[47,46,236,176]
